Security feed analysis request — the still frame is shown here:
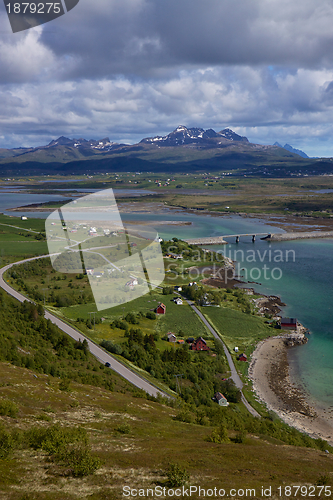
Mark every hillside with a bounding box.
[0,290,332,499]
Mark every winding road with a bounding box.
[0,254,260,417]
[0,255,169,399]
[185,299,260,417]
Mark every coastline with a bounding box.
[3,197,333,441]
[249,337,333,445]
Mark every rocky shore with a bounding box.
[249,337,333,444]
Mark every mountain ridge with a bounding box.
[274,141,309,158]
[0,125,326,177]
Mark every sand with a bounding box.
[249,337,333,445]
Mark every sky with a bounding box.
[1,0,333,156]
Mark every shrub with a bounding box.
[115,423,131,434]
[59,379,71,392]
[174,410,195,424]
[206,425,230,444]
[0,399,19,418]
[146,311,156,320]
[100,340,123,355]
[55,444,101,477]
[0,424,20,458]
[166,462,189,487]
[232,431,247,444]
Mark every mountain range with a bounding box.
[0,126,328,177]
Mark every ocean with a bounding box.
[131,209,333,411]
[1,188,332,410]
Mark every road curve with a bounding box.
[186,300,260,418]
[0,256,170,399]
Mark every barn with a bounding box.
[238,353,248,362]
[191,337,210,351]
[156,303,166,314]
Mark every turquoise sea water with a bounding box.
[1,189,332,409]
[127,210,333,410]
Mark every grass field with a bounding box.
[0,213,47,259]
[202,306,272,357]
[61,290,211,341]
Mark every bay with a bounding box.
[1,187,332,410]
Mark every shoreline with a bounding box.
[3,199,333,440]
[249,337,333,445]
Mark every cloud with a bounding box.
[1,0,333,155]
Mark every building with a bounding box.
[86,268,94,275]
[174,286,182,292]
[93,271,103,278]
[281,318,297,330]
[167,333,176,342]
[238,353,247,362]
[166,252,183,260]
[126,278,138,287]
[191,337,210,351]
[156,303,166,314]
[174,297,183,305]
[213,392,229,406]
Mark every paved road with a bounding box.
[0,256,169,399]
[186,299,260,418]
[0,254,260,415]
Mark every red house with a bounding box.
[156,303,166,314]
[238,353,247,362]
[191,337,210,351]
[281,318,297,330]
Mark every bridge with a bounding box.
[185,233,271,245]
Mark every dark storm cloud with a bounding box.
[1,0,333,155]
[36,0,333,80]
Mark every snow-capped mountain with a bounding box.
[140,125,249,147]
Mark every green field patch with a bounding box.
[158,298,211,338]
[0,240,48,256]
[203,306,272,355]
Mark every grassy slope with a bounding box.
[1,361,333,500]
[0,214,333,496]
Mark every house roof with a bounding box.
[281,317,297,324]
[214,392,227,401]
[195,336,207,344]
